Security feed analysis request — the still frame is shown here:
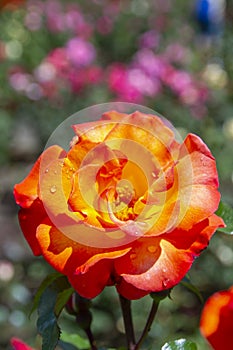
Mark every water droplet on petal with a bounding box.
[54,170,57,175]
[50,185,57,194]
[45,168,49,173]
[162,278,169,288]
[147,245,157,253]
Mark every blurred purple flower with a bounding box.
[139,30,160,49]
[165,43,188,63]
[66,37,96,67]
[134,49,167,78]
[24,1,44,31]
[45,0,65,32]
[9,69,32,92]
[65,4,93,38]
[127,68,161,97]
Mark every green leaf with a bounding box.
[161,339,197,350]
[55,287,74,317]
[58,340,79,350]
[36,275,74,350]
[216,201,233,235]
[37,286,61,350]
[30,272,63,317]
[60,331,90,350]
[180,276,203,303]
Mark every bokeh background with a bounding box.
[0,0,233,349]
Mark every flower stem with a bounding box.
[85,326,98,350]
[134,299,160,350]
[119,294,136,350]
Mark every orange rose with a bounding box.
[14,111,224,299]
[200,286,233,350]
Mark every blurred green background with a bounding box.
[0,0,232,349]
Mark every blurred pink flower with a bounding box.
[66,37,96,67]
[139,30,160,49]
[108,63,143,102]
[97,16,113,35]
[24,1,44,31]
[45,0,65,32]
[134,49,167,78]
[9,67,32,92]
[65,4,93,38]
[85,65,103,84]
[127,68,161,97]
[46,48,69,77]
[11,337,35,350]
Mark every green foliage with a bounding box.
[30,272,64,316]
[161,339,197,350]
[180,277,204,303]
[37,287,61,350]
[60,331,90,350]
[36,274,74,350]
[216,201,233,235]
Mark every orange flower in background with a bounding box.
[14,111,224,299]
[200,286,233,350]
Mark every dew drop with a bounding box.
[50,185,57,194]
[54,170,57,175]
[45,168,49,173]
[152,172,157,178]
[162,278,169,288]
[147,245,157,253]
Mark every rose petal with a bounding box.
[200,287,233,350]
[14,145,65,208]
[18,199,45,256]
[116,238,193,292]
[115,215,223,295]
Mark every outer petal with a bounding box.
[171,134,221,231]
[115,238,193,293]
[14,145,65,208]
[102,110,177,149]
[116,278,148,300]
[200,287,233,350]
[36,220,131,298]
[69,260,114,299]
[18,199,46,256]
[115,215,224,298]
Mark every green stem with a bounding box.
[134,300,160,350]
[119,294,136,350]
[85,326,98,350]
